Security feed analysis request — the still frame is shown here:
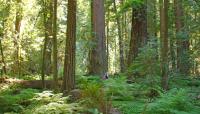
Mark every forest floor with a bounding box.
[0,76,200,114]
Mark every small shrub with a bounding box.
[81,82,111,114]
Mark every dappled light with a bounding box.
[0,0,200,114]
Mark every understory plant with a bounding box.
[80,81,112,114]
[24,91,83,114]
[144,88,200,114]
[103,76,133,100]
[0,88,39,113]
[127,42,160,85]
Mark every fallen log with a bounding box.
[0,77,62,89]
[18,80,63,89]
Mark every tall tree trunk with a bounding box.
[45,0,53,76]
[41,0,53,88]
[174,0,190,75]
[41,33,47,88]
[52,0,58,90]
[88,0,107,76]
[113,0,125,72]
[127,2,147,67]
[88,0,94,75]
[106,4,110,73]
[14,0,22,76]
[160,0,169,90]
[63,0,76,94]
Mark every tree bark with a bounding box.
[160,0,169,90]
[63,0,76,93]
[88,0,107,76]
[127,2,147,67]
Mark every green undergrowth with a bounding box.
[145,88,200,114]
[112,100,146,114]
[0,85,83,114]
[23,91,83,114]
[112,88,200,114]
[0,88,39,113]
[0,75,199,114]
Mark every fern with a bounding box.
[103,77,133,100]
[24,91,82,114]
[145,88,199,114]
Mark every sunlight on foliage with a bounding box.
[24,91,82,114]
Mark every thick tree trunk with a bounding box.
[63,0,76,93]
[160,0,169,90]
[52,0,58,90]
[113,0,125,72]
[127,2,147,67]
[174,0,190,75]
[89,0,107,76]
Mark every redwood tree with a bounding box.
[88,0,107,76]
[63,0,76,93]
[160,0,169,90]
[127,1,147,67]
